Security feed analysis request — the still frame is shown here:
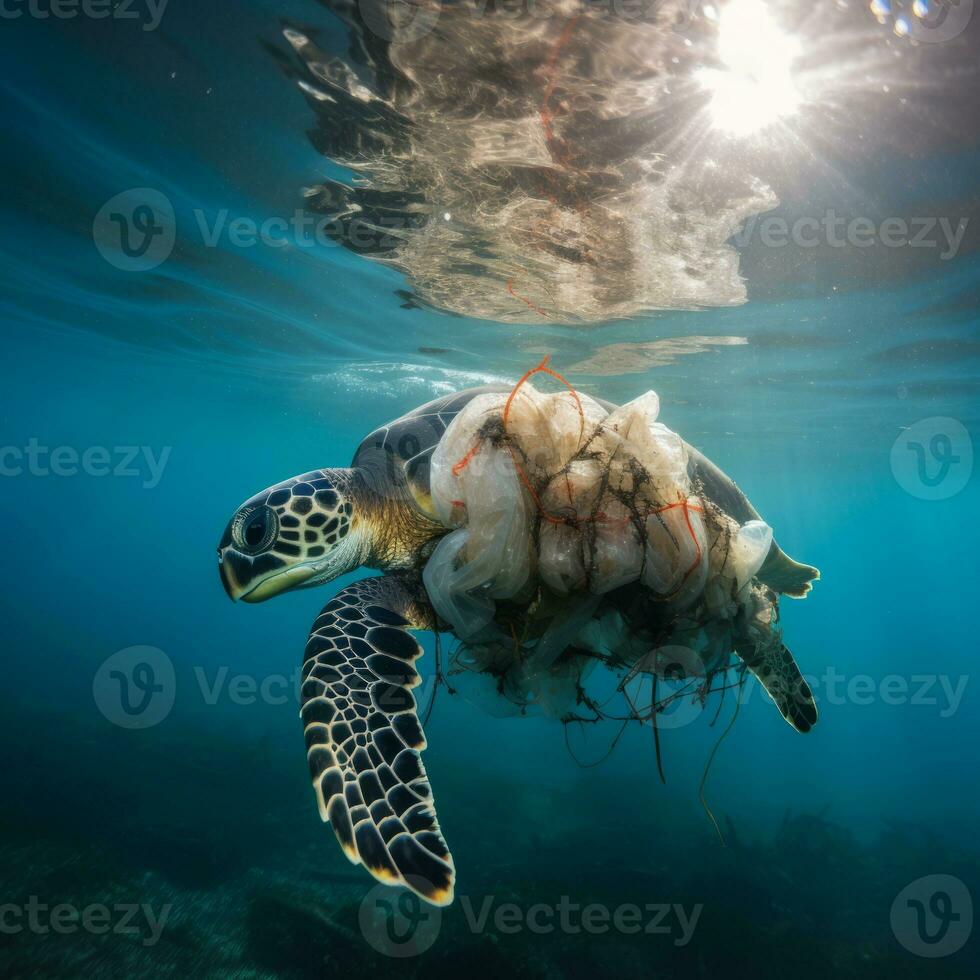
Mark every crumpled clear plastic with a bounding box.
[423,380,777,717]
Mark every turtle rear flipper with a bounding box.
[301,574,455,906]
[735,636,818,734]
[757,550,820,599]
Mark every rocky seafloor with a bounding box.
[2,700,977,979]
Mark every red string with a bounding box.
[450,438,483,478]
[502,355,583,436]
[539,14,582,169]
[506,279,551,319]
[506,15,583,318]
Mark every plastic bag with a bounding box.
[426,423,534,638]
[423,371,775,717]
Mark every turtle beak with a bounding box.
[218,545,320,603]
[237,563,320,602]
[218,547,246,601]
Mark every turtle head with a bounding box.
[218,469,365,602]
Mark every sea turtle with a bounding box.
[217,385,819,906]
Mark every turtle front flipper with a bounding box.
[301,574,455,906]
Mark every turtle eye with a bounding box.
[233,505,278,555]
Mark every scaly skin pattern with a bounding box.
[300,573,454,906]
[352,471,445,573]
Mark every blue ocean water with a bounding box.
[1,3,978,977]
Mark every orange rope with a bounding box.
[679,501,704,580]
[506,279,551,319]
[502,355,583,434]
[654,500,705,584]
[505,14,583,318]
[451,438,483,477]
[539,14,581,169]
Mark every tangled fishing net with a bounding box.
[279,0,778,323]
[420,360,780,724]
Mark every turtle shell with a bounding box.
[350,383,815,595]
[350,385,510,518]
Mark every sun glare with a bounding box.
[698,0,803,136]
